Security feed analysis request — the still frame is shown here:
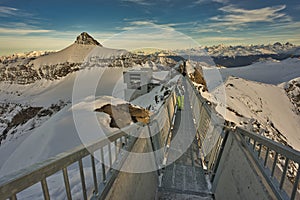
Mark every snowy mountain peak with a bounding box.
[75,32,102,46]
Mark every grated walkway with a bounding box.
[158,78,214,200]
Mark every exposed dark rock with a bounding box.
[95,104,150,128]
[9,107,42,127]
[75,32,102,46]
[226,107,244,118]
[1,107,42,143]
[190,67,207,92]
[285,80,300,114]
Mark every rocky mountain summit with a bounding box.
[75,32,102,46]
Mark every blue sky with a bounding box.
[0,0,300,54]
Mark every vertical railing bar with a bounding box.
[247,137,251,144]
[264,148,270,167]
[120,137,123,151]
[291,166,300,200]
[62,167,72,200]
[90,153,98,195]
[279,157,289,189]
[101,147,107,183]
[114,140,118,160]
[108,143,112,168]
[10,194,17,200]
[253,140,256,151]
[78,159,87,200]
[125,136,128,146]
[271,152,278,177]
[258,144,262,158]
[41,178,50,200]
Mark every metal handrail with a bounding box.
[186,77,300,200]
[236,127,300,164]
[0,123,142,200]
[235,126,300,200]
[0,88,177,200]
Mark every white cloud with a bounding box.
[213,0,228,3]
[194,0,206,4]
[128,20,157,26]
[211,4,290,27]
[0,22,53,35]
[194,0,228,5]
[0,6,18,17]
[0,28,52,34]
[119,20,177,31]
[0,6,34,18]
[120,20,197,32]
[121,0,153,6]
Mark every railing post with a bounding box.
[279,157,289,189]
[78,159,87,200]
[41,178,50,200]
[62,168,72,200]
[271,152,278,177]
[101,147,107,183]
[9,194,17,200]
[108,143,113,168]
[91,153,99,195]
[211,129,229,182]
[291,166,300,200]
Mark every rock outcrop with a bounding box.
[75,32,102,46]
[95,104,150,128]
[190,67,207,92]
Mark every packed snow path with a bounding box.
[158,78,214,199]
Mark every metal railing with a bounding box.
[185,78,225,172]
[0,89,177,200]
[186,77,300,200]
[0,123,142,200]
[237,127,300,200]
[1,75,300,200]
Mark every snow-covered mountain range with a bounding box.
[0,31,299,199]
[177,42,300,67]
[0,32,299,183]
[0,32,180,180]
[205,42,300,57]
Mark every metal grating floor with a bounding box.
[158,79,214,200]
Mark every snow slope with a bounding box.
[32,43,128,68]
[203,58,300,90]
[0,96,128,177]
[209,77,300,151]
[0,67,126,106]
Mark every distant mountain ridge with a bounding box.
[177,42,300,67]
[1,33,300,85]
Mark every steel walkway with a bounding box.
[158,79,214,200]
